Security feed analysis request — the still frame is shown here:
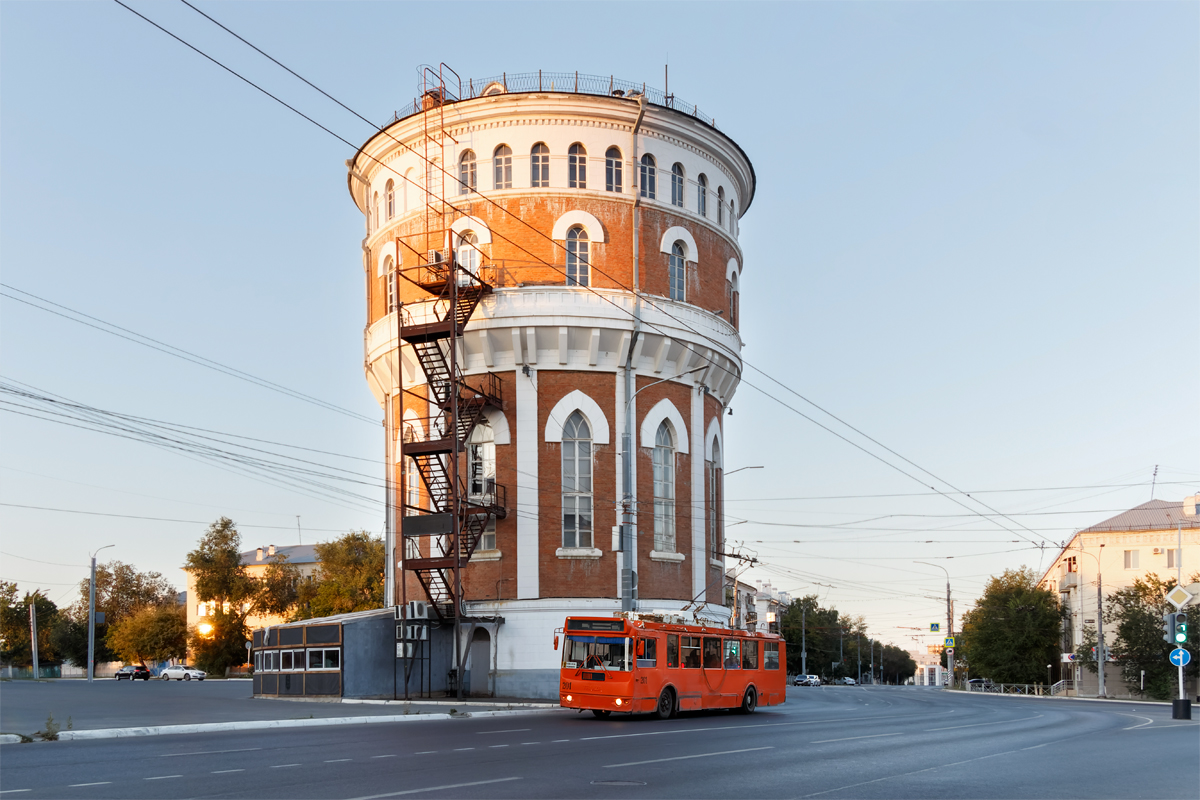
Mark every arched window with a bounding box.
[459,150,477,195]
[670,163,685,208]
[708,439,722,561]
[605,147,623,192]
[568,143,587,189]
[468,420,497,550]
[640,154,657,200]
[530,143,550,188]
[385,179,395,219]
[494,145,512,190]
[383,255,398,312]
[566,226,589,287]
[653,421,676,553]
[456,231,479,274]
[729,199,736,232]
[717,187,725,225]
[697,174,708,217]
[403,456,421,557]
[726,271,739,327]
[669,242,686,301]
[562,411,593,549]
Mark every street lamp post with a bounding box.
[87,544,115,683]
[915,562,954,688]
[1074,543,1107,698]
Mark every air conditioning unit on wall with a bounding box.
[1153,548,1163,555]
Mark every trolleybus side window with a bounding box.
[742,639,759,670]
[764,641,780,670]
[563,634,631,671]
[667,634,679,668]
[681,636,701,668]
[636,637,658,668]
[703,637,722,669]
[724,639,741,669]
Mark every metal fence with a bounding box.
[386,70,718,130]
[966,682,1053,696]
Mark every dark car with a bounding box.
[115,664,151,681]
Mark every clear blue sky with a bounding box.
[2,1,1196,647]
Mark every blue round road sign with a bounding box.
[1169,648,1191,667]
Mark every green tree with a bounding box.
[880,644,918,685]
[959,566,1063,684]
[107,605,188,665]
[293,531,385,620]
[0,585,61,666]
[68,560,177,629]
[48,615,90,666]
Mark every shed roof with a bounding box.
[1078,500,1200,534]
[241,544,319,566]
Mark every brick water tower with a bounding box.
[347,66,753,699]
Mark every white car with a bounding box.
[160,664,206,681]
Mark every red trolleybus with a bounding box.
[556,615,786,719]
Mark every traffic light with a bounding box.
[1164,613,1174,643]
[1170,612,1188,645]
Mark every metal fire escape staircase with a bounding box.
[398,257,506,619]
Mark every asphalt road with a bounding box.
[0,680,540,735]
[1,687,1197,799]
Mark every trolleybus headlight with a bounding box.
[565,695,572,702]
[615,699,622,706]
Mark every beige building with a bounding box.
[184,544,320,637]
[1038,499,1199,696]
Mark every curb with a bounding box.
[6,707,568,743]
[342,698,559,709]
[960,691,1196,708]
[0,735,25,744]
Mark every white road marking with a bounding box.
[211,769,245,774]
[477,728,530,734]
[144,775,182,780]
[0,791,31,794]
[69,783,111,787]
[488,744,508,748]
[812,733,903,744]
[580,710,954,743]
[344,776,522,799]
[414,751,436,754]
[604,746,773,768]
[160,747,262,757]
[1114,712,1154,730]
[1021,742,1052,750]
[371,754,398,759]
[551,739,570,742]
[452,747,474,751]
[325,759,353,763]
[521,742,539,745]
[925,714,1043,731]
[270,763,301,768]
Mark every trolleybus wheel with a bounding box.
[591,709,611,719]
[655,688,675,720]
[739,687,757,714]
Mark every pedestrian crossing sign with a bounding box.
[944,636,955,648]
[930,623,940,633]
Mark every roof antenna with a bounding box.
[1150,465,1159,501]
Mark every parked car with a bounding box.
[792,675,805,686]
[115,665,151,681]
[840,677,857,685]
[799,675,821,686]
[160,664,206,681]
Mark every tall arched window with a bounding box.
[708,439,722,561]
[653,421,676,553]
[605,147,623,192]
[697,174,708,217]
[717,186,725,225]
[729,199,736,232]
[640,154,657,200]
[456,231,479,274]
[459,150,477,195]
[670,163,685,208]
[726,271,739,327]
[404,456,421,557]
[566,226,589,287]
[530,143,550,188]
[383,255,398,312]
[669,242,686,301]
[385,179,395,219]
[468,420,497,551]
[494,145,512,189]
[568,143,587,189]
[562,411,593,549]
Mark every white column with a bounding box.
[516,367,539,599]
[691,383,705,600]
[615,368,625,598]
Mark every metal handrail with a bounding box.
[388,70,718,129]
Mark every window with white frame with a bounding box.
[566,226,590,287]
[404,455,421,558]
[307,648,341,671]
[386,179,395,219]
[670,163,685,207]
[383,256,398,312]
[640,154,657,200]
[605,147,623,192]
[494,145,512,189]
[456,231,479,274]
[468,420,497,551]
[530,143,550,188]
[669,242,686,301]
[1124,549,1139,569]
[569,143,587,189]
[459,150,477,195]
[697,173,708,217]
[729,199,736,232]
[709,440,722,561]
[717,186,725,225]
[726,272,739,326]
[653,421,676,552]
[562,411,593,549]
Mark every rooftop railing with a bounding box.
[385,70,717,130]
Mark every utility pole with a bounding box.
[857,632,862,683]
[916,562,954,688]
[870,638,875,684]
[1096,546,1106,698]
[29,599,39,679]
[801,604,807,677]
[87,545,114,683]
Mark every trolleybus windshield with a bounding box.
[562,635,631,671]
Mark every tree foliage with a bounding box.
[777,595,915,684]
[0,584,61,666]
[959,566,1063,684]
[293,531,385,620]
[67,560,177,629]
[107,605,188,665]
